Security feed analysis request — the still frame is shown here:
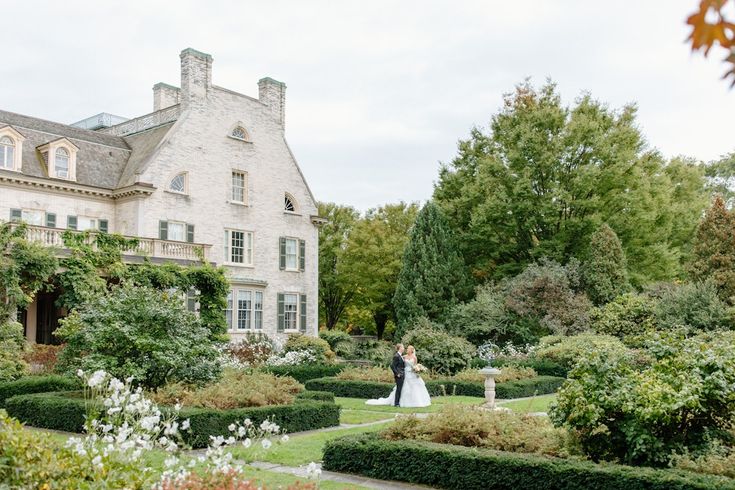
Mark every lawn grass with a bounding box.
[341,409,395,425]
[336,395,484,414]
[499,394,556,413]
[240,466,369,489]
[228,422,390,466]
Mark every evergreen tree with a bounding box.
[392,202,471,339]
[689,196,735,303]
[583,224,630,305]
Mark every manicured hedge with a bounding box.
[262,364,344,383]
[305,376,565,399]
[295,390,335,403]
[493,358,569,378]
[323,433,735,490]
[5,391,340,448]
[0,375,80,408]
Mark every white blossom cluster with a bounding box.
[478,342,537,363]
[265,349,316,366]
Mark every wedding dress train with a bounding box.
[365,360,431,408]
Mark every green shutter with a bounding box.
[45,213,56,228]
[10,209,22,222]
[159,220,168,240]
[279,237,286,270]
[67,215,77,230]
[277,293,285,332]
[299,294,307,332]
[299,239,306,272]
[186,224,195,243]
[99,219,108,233]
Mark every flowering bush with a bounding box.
[283,334,335,363]
[218,334,275,369]
[266,349,317,366]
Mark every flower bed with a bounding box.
[5,391,340,448]
[0,375,80,408]
[323,433,735,490]
[304,376,565,399]
[262,363,344,383]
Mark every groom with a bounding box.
[391,343,405,407]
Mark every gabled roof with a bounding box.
[118,122,175,187]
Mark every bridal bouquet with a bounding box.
[413,363,428,374]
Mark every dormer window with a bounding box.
[0,137,14,170]
[55,148,70,178]
[168,172,188,194]
[37,138,77,180]
[284,193,297,213]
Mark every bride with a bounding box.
[366,345,431,408]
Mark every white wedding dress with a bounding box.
[365,359,431,408]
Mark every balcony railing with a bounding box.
[19,224,210,262]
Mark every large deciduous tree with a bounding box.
[583,224,629,305]
[318,202,360,330]
[393,202,471,339]
[434,80,708,285]
[689,196,735,303]
[342,202,418,339]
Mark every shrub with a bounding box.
[55,285,222,389]
[655,280,733,331]
[450,366,537,384]
[401,323,476,375]
[5,391,87,432]
[349,339,394,365]
[319,330,354,357]
[336,366,395,383]
[305,378,394,399]
[151,369,303,409]
[295,390,335,403]
[23,343,64,375]
[583,224,630,305]
[534,333,630,371]
[265,350,318,366]
[491,376,565,399]
[323,433,735,490]
[493,358,569,378]
[0,321,28,382]
[550,330,735,466]
[591,293,658,341]
[0,375,79,407]
[283,334,335,363]
[381,405,569,456]
[222,333,274,367]
[263,363,344,383]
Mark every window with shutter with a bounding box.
[99,219,108,233]
[277,293,285,332]
[279,237,287,270]
[159,221,168,240]
[300,294,307,332]
[299,240,306,272]
[45,213,56,228]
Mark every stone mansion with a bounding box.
[0,48,322,344]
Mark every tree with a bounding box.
[686,0,735,85]
[317,202,360,330]
[689,196,735,302]
[342,202,419,339]
[392,202,471,339]
[434,80,708,285]
[583,224,629,305]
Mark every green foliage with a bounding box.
[295,390,335,403]
[0,322,28,382]
[283,333,335,363]
[393,202,472,339]
[689,196,735,303]
[0,222,57,322]
[342,202,419,338]
[493,357,569,378]
[305,377,394,399]
[262,363,344,383]
[534,333,631,371]
[323,433,735,490]
[401,322,476,375]
[550,330,735,466]
[591,293,658,341]
[348,339,395,365]
[492,376,566,399]
[0,375,79,407]
[319,329,354,357]
[433,80,709,285]
[655,280,733,331]
[5,391,87,432]
[584,224,630,305]
[318,202,360,330]
[55,285,222,389]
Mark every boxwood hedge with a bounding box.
[304,376,565,399]
[323,433,735,490]
[262,364,344,383]
[6,391,340,448]
[0,375,80,408]
[295,390,335,403]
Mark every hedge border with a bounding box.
[304,376,565,399]
[323,433,735,490]
[262,364,344,383]
[6,391,340,448]
[295,390,335,403]
[0,375,80,408]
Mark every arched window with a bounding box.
[0,136,14,169]
[284,193,297,213]
[169,173,187,193]
[231,126,249,141]
[54,147,70,178]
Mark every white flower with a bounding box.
[228,423,236,432]
[88,370,107,388]
[242,438,252,448]
[281,434,289,443]
[76,369,84,378]
[305,462,322,479]
[91,455,103,467]
[181,419,190,430]
[261,439,272,449]
[174,403,181,411]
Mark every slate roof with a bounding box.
[0,109,174,190]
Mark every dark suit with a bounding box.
[390,351,405,406]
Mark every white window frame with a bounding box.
[167,220,187,242]
[224,229,254,266]
[21,209,44,226]
[38,139,77,181]
[168,172,188,194]
[0,127,25,172]
[284,193,298,214]
[54,147,70,178]
[0,136,15,170]
[284,237,298,271]
[283,292,299,331]
[231,170,247,204]
[226,288,264,332]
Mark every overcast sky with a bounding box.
[1,1,731,210]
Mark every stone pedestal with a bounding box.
[479,367,502,409]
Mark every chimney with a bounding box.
[152,82,181,111]
[180,48,213,107]
[258,77,286,127]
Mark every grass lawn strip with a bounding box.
[336,395,484,414]
[340,409,396,425]
[498,394,557,414]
